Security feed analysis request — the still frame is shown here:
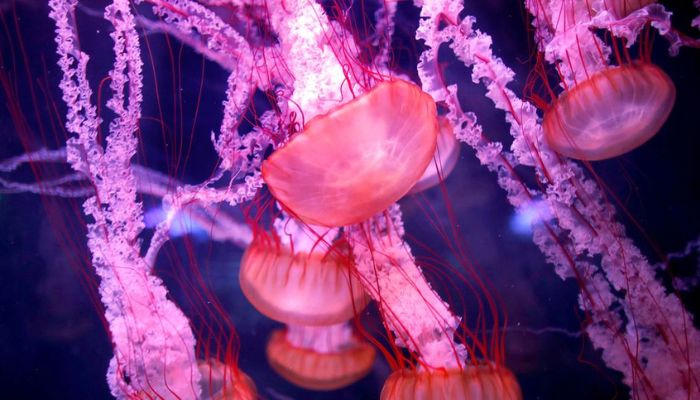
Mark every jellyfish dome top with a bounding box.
[543,62,676,161]
[262,79,439,227]
[0,0,699,399]
[197,359,257,400]
[266,325,376,391]
[239,218,369,326]
[381,363,522,400]
[528,0,679,160]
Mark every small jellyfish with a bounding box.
[380,364,522,400]
[262,79,439,227]
[197,359,256,400]
[239,232,369,326]
[543,62,675,161]
[266,326,376,391]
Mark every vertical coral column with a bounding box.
[266,0,361,118]
[346,206,466,369]
[48,0,200,398]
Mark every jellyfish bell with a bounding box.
[409,117,461,194]
[266,327,376,391]
[198,359,257,400]
[380,364,522,400]
[528,0,677,161]
[239,229,369,326]
[543,62,676,161]
[261,79,439,227]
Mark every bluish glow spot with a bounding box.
[510,200,548,236]
[145,207,208,240]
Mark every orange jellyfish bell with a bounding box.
[197,359,257,400]
[239,234,369,326]
[543,63,675,161]
[266,328,376,391]
[410,116,461,194]
[380,364,522,400]
[262,79,439,227]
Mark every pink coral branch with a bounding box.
[48,0,202,398]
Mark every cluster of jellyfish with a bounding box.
[1,0,699,399]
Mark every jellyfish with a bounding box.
[239,222,368,326]
[266,325,376,391]
[543,63,675,161]
[262,79,439,227]
[198,359,257,400]
[238,215,376,389]
[529,0,677,160]
[381,364,521,400]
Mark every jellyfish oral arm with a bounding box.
[265,0,362,118]
[347,205,467,370]
[524,0,613,88]
[525,0,693,88]
[48,0,201,398]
